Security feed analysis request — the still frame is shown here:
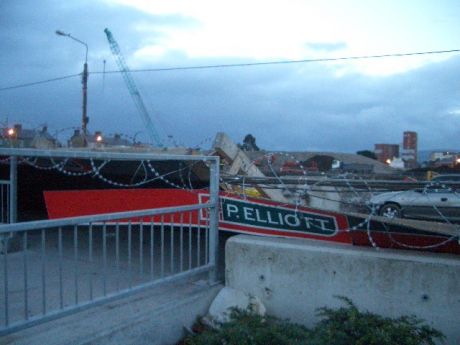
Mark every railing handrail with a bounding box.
[0,147,221,335]
[0,201,215,234]
[0,147,219,163]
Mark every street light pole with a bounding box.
[56,30,89,138]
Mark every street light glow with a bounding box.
[7,128,15,136]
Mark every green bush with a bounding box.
[182,296,445,345]
[183,308,311,345]
[309,296,445,345]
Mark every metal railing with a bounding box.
[0,148,220,336]
[0,180,10,224]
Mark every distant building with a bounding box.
[68,129,86,148]
[402,131,418,168]
[429,151,457,162]
[31,126,58,149]
[69,130,131,148]
[338,162,374,174]
[103,133,131,146]
[0,124,57,148]
[374,144,399,164]
[247,151,395,176]
[88,132,131,148]
[428,151,460,168]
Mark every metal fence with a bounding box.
[0,180,10,224]
[0,154,16,225]
[0,148,220,336]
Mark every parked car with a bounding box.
[370,184,460,221]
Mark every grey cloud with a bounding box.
[0,0,194,78]
[85,54,460,151]
[2,0,460,153]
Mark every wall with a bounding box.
[225,235,460,344]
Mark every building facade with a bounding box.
[430,151,456,162]
[401,131,418,168]
[374,144,399,164]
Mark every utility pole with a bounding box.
[82,61,88,135]
[56,30,89,138]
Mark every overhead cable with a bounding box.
[1,48,459,91]
[98,48,460,74]
[0,73,81,91]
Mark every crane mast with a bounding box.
[104,28,163,146]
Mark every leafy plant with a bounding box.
[309,296,445,345]
[182,296,445,345]
[183,308,311,345]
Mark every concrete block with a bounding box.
[212,132,288,202]
[225,235,460,344]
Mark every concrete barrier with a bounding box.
[225,235,460,344]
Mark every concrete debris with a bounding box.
[204,286,266,327]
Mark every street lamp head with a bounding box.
[55,30,68,37]
[55,30,88,62]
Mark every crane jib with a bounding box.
[104,28,163,147]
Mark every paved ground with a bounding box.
[1,225,214,330]
[1,275,223,345]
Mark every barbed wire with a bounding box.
[5,150,460,251]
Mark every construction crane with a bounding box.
[104,28,163,147]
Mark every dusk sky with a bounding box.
[1,0,460,152]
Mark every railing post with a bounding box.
[1,156,17,254]
[9,155,17,224]
[208,156,220,284]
